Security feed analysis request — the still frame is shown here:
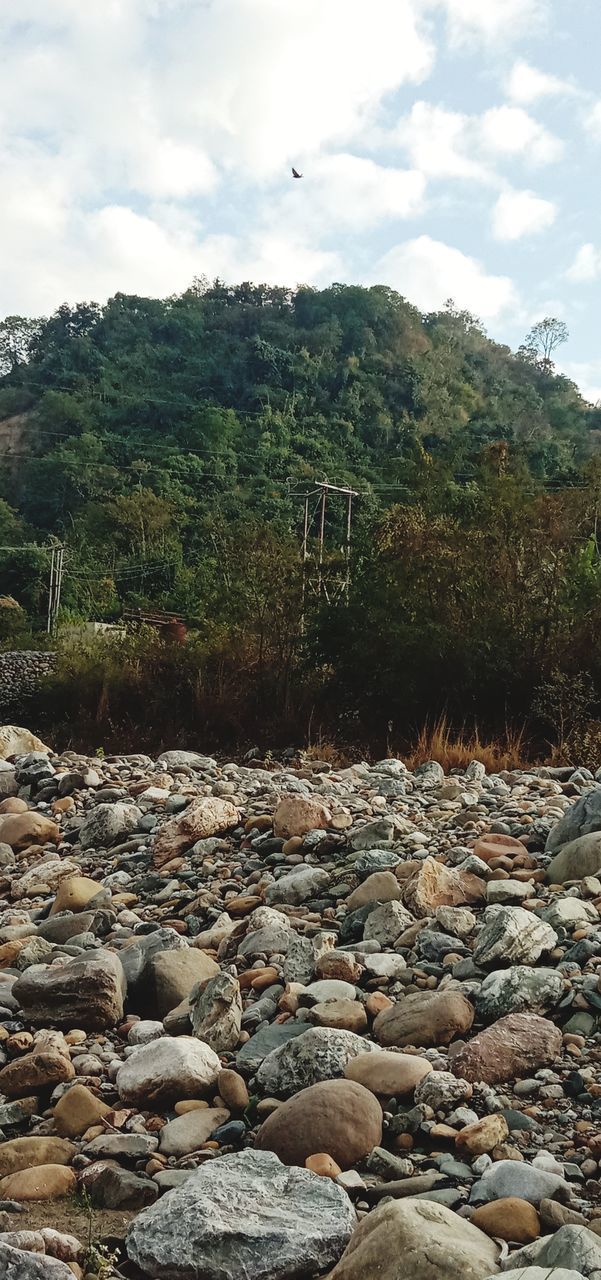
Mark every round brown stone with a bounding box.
[344,1051,432,1098]
[255,1078,382,1168]
[469,1197,540,1243]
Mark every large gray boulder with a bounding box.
[547,832,601,884]
[502,1225,601,1278]
[126,1149,355,1280]
[265,867,329,906]
[546,788,601,855]
[0,1242,74,1278]
[78,802,141,849]
[256,1026,379,1099]
[472,907,557,968]
[475,967,564,1024]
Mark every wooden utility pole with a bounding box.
[47,544,65,635]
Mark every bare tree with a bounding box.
[519,317,569,371]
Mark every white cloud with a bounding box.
[507,59,576,104]
[275,155,426,235]
[480,106,563,165]
[395,102,489,181]
[0,0,433,314]
[560,361,601,405]
[492,189,557,240]
[566,243,601,282]
[584,102,601,140]
[394,100,562,190]
[156,0,435,178]
[436,0,547,42]
[373,235,516,319]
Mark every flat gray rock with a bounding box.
[236,1021,307,1070]
[470,1159,571,1206]
[126,1149,355,1280]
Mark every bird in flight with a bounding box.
[292,167,303,179]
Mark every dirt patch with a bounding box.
[20,1198,136,1249]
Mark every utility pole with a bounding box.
[294,479,358,617]
[47,544,65,635]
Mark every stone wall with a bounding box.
[0,651,56,716]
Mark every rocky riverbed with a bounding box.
[1,727,601,1277]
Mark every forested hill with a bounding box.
[0,281,598,626]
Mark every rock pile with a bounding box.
[0,733,600,1276]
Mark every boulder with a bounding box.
[256,1026,379,1099]
[0,1050,74,1097]
[469,1198,540,1244]
[78,802,141,849]
[255,1079,382,1168]
[344,1051,432,1098]
[547,832,601,884]
[0,1166,76,1200]
[49,875,107,915]
[13,950,125,1030]
[346,872,401,910]
[472,908,557,968]
[328,1197,500,1280]
[158,1108,230,1157]
[456,1114,509,1157]
[126,1149,355,1280]
[403,857,485,917]
[473,834,527,863]
[116,1035,220,1106]
[309,1001,367,1033]
[504,1225,601,1277]
[157,750,216,770]
[546,788,601,855]
[52,1084,111,1138]
[363,901,415,946]
[374,990,474,1048]
[451,1013,562,1085]
[119,927,188,1003]
[0,1242,75,1277]
[0,1138,75,1178]
[154,797,239,867]
[191,972,242,1052]
[272,794,332,839]
[470,1161,571,1207]
[150,947,219,1018]
[0,813,59,850]
[265,866,329,906]
[475,967,565,1024]
[0,727,50,759]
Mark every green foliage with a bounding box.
[1,282,600,753]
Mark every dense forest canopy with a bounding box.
[1,281,601,753]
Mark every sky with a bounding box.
[1,0,601,397]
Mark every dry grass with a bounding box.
[404,715,532,773]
